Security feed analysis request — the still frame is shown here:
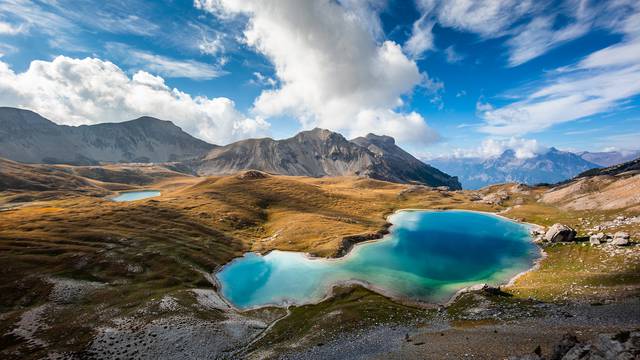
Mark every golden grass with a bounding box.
[1,166,639,358]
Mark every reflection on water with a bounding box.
[216,210,538,309]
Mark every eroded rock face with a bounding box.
[544,224,577,243]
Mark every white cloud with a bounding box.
[444,137,547,160]
[0,43,16,57]
[250,72,277,87]
[411,0,639,66]
[198,35,224,56]
[444,45,464,63]
[0,0,74,41]
[479,4,640,136]
[427,0,534,37]
[195,0,440,146]
[505,6,592,67]
[106,43,226,80]
[0,20,24,35]
[0,56,269,144]
[404,15,435,59]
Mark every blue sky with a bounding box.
[0,0,639,158]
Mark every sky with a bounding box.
[0,0,639,159]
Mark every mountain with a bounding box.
[578,150,640,167]
[428,148,600,189]
[195,128,461,189]
[542,156,640,210]
[0,107,215,165]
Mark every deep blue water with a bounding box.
[216,210,538,309]
[112,190,161,202]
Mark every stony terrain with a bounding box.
[0,157,638,359]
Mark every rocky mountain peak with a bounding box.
[364,133,395,145]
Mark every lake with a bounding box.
[112,190,161,202]
[215,210,539,309]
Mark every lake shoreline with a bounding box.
[214,208,544,312]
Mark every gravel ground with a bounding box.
[274,298,640,360]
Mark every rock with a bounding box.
[560,344,591,360]
[611,232,630,246]
[237,170,270,180]
[590,232,606,245]
[550,333,579,360]
[511,331,640,360]
[544,224,577,243]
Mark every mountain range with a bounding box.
[428,148,602,189]
[0,107,215,165]
[0,107,461,189]
[577,150,640,167]
[195,129,461,189]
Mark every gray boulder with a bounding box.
[544,224,577,242]
[589,232,605,245]
[611,232,630,246]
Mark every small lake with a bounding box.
[112,190,161,202]
[216,210,539,310]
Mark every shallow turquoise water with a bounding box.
[112,190,161,202]
[216,210,538,309]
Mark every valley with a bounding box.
[1,156,638,359]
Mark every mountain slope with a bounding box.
[0,107,215,165]
[196,129,461,189]
[351,134,460,189]
[541,156,640,210]
[429,148,600,189]
[578,150,640,167]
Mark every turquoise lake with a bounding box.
[112,190,161,202]
[216,210,539,309]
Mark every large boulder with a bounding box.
[611,231,630,246]
[544,224,577,243]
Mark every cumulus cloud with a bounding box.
[0,56,269,144]
[195,0,440,146]
[447,137,547,160]
[479,5,640,136]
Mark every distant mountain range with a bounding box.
[428,148,602,189]
[577,150,640,167]
[0,107,215,165]
[0,107,461,189]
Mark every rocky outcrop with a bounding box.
[335,223,392,257]
[589,232,606,245]
[611,232,630,246]
[509,330,640,360]
[236,170,270,180]
[196,129,461,188]
[544,224,577,242]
